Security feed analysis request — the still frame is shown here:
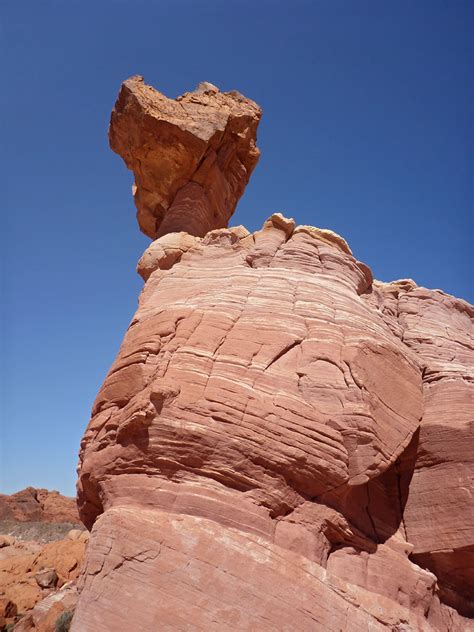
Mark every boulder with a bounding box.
[35,569,58,590]
[109,76,261,239]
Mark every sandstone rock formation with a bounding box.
[0,488,80,524]
[109,76,261,239]
[74,78,473,631]
[364,281,474,617]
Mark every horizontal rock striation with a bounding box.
[74,79,473,631]
[364,281,474,617]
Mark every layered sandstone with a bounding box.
[74,79,473,631]
[364,281,474,617]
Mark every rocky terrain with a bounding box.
[12,77,473,631]
[0,487,81,535]
[0,489,87,631]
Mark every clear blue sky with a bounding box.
[1,1,472,496]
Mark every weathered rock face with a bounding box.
[109,76,261,239]
[0,488,80,524]
[74,79,473,631]
[364,281,474,617]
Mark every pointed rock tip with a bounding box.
[293,225,353,256]
[194,81,220,94]
[263,213,296,235]
[124,74,145,85]
[376,278,418,291]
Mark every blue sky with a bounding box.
[1,1,472,496]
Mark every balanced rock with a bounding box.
[109,75,261,239]
[74,80,473,631]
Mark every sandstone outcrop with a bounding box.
[0,488,79,524]
[74,79,473,631]
[364,281,474,617]
[109,76,261,239]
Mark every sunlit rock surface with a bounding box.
[74,79,473,631]
[0,490,87,630]
[109,76,261,239]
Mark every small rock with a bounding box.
[35,568,58,589]
[0,534,15,548]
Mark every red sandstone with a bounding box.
[72,79,473,631]
[0,488,80,524]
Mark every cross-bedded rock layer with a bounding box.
[74,79,473,631]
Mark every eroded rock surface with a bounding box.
[110,76,261,239]
[74,80,473,631]
[0,488,79,524]
[364,281,474,617]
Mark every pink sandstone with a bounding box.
[74,78,473,631]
